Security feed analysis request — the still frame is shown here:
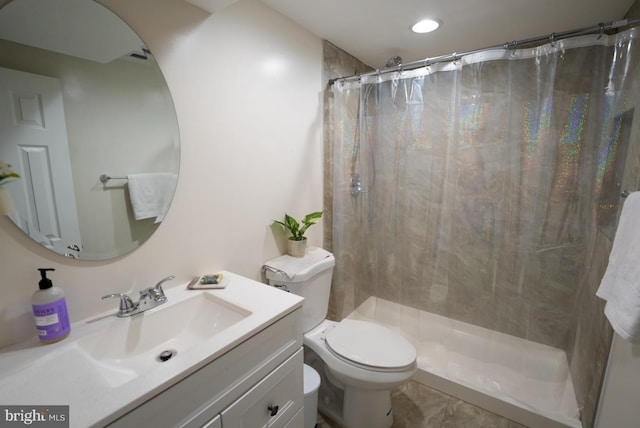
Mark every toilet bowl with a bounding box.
[304,319,416,428]
[263,248,417,428]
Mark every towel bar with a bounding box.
[100,174,127,183]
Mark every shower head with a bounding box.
[385,56,403,68]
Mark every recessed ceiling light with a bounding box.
[412,19,440,34]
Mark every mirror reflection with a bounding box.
[0,0,180,260]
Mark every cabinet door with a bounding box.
[221,349,303,428]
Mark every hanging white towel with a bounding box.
[596,191,640,342]
[262,247,333,279]
[127,173,178,224]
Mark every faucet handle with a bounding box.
[152,275,175,299]
[102,293,137,315]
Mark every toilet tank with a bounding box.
[263,250,335,333]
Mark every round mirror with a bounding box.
[0,0,180,260]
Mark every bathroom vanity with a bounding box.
[109,305,304,427]
[0,273,304,428]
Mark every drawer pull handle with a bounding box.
[267,404,279,417]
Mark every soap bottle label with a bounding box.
[32,298,70,341]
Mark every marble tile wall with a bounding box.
[569,7,640,425]
[322,41,372,321]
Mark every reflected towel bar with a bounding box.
[100,174,127,183]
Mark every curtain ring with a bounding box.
[598,23,605,40]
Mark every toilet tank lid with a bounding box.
[263,247,335,282]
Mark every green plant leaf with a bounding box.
[302,211,323,224]
[298,211,323,237]
[284,214,300,237]
[273,211,322,241]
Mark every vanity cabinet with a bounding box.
[108,308,303,428]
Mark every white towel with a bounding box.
[127,173,178,224]
[596,191,640,342]
[262,247,333,279]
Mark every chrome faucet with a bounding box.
[102,275,175,317]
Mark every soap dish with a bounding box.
[187,273,229,289]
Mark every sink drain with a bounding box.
[157,349,177,362]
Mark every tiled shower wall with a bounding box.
[322,41,372,320]
[322,7,640,425]
[567,6,640,427]
[571,6,640,426]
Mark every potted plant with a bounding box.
[274,211,323,257]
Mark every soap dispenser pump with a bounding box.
[32,268,71,343]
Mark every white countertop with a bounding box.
[0,272,303,427]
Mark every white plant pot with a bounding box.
[288,238,307,257]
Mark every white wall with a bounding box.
[0,0,324,347]
[67,56,179,260]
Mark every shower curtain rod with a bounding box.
[328,17,640,85]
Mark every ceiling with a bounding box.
[260,0,637,69]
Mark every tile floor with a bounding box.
[316,380,527,428]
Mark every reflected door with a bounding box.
[0,66,81,258]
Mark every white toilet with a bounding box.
[264,250,417,428]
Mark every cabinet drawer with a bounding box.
[221,348,303,428]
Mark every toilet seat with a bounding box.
[325,319,416,371]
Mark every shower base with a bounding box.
[347,297,582,428]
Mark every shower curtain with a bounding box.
[329,27,640,358]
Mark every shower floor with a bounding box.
[347,297,582,428]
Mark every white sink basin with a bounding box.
[76,292,250,385]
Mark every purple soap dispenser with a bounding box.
[31,268,71,344]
